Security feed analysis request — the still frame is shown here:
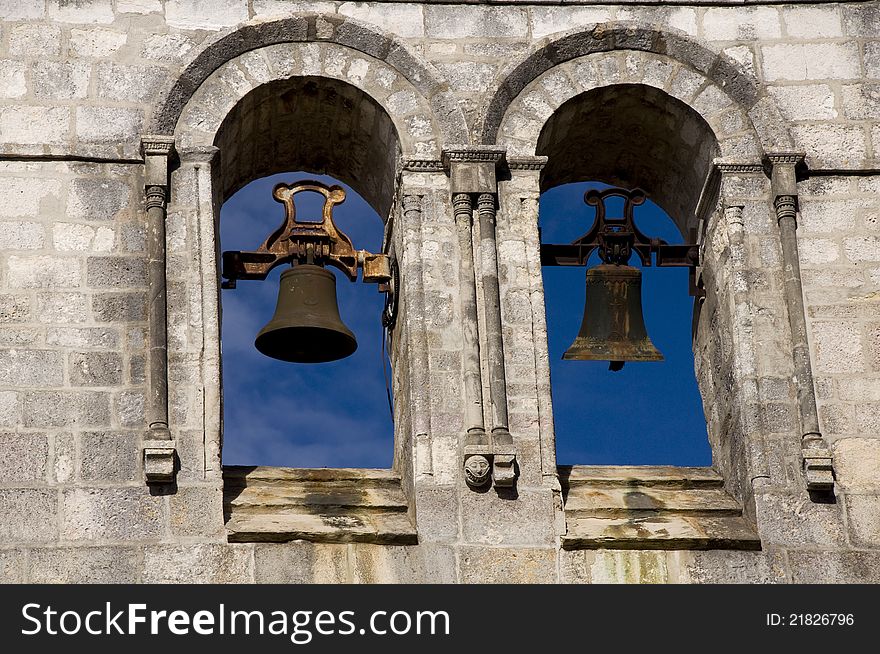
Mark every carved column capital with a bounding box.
[144,184,167,210]
[444,146,506,196]
[767,152,804,200]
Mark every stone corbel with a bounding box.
[445,147,518,489]
[768,152,834,496]
[141,135,177,484]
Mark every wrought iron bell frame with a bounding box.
[220,179,398,329]
[540,186,702,368]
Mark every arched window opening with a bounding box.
[536,83,720,467]
[220,172,391,468]
[540,182,710,465]
[212,75,401,469]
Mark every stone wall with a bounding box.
[0,1,878,583]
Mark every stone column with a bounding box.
[768,153,834,495]
[453,193,490,489]
[141,135,176,484]
[444,147,516,489]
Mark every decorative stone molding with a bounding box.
[141,135,177,485]
[507,156,548,171]
[714,162,765,175]
[401,158,444,172]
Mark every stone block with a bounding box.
[460,488,555,546]
[790,551,880,583]
[577,550,671,584]
[0,390,18,427]
[0,489,57,543]
[351,544,456,583]
[143,544,254,583]
[0,349,64,387]
[169,485,225,539]
[117,0,162,13]
[68,351,123,386]
[0,549,24,583]
[23,391,111,428]
[69,28,128,58]
[86,256,146,288]
[68,177,132,222]
[53,223,114,252]
[812,321,865,373]
[435,62,497,93]
[0,432,47,482]
[8,25,60,57]
[856,403,880,435]
[842,4,880,37]
[0,221,44,249]
[672,549,788,583]
[61,487,164,541]
[79,431,139,482]
[36,292,89,323]
[114,391,144,427]
[0,106,69,146]
[32,61,90,100]
[142,33,196,61]
[529,7,612,40]
[843,236,880,263]
[0,60,27,99]
[413,486,459,542]
[28,546,140,583]
[842,83,880,120]
[793,124,867,170]
[52,433,76,483]
[425,6,528,39]
[165,0,249,30]
[0,294,30,323]
[75,106,143,144]
[866,42,880,80]
[338,3,425,38]
[703,7,782,41]
[0,177,61,218]
[782,6,844,38]
[47,327,120,349]
[6,255,81,289]
[92,292,147,322]
[844,495,880,547]
[458,546,556,583]
[761,43,860,81]
[254,542,348,583]
[754,492,847,547]
[767,84,837,121]
[96,63,167,103]
[47,0,115,23]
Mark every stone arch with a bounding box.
[481,22,794,155]
[150,13,469,150]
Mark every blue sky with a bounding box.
[219,175,711,469]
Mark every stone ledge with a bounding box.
[223,466,417,545]
[560,465,761,551]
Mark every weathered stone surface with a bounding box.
[789,551,880,583]
[0,489,57,543]
[352,543,456,583]
[170,485,225,538]
[142,544,253,583]
[459,546,556,583]
[23,391,111,428]
[28,547,139,584]
[0,432,48,482]
[80,431,139,482]
[61,487,164,541]
[254,541,349,583]
[673,550,789,584]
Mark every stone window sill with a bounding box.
[559,465,761,551]
[223,466,417,545]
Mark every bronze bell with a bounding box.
[255,264,357,363]
[563,263,663,371]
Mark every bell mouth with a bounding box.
[253,265,358,363]
[255,325,357,363]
